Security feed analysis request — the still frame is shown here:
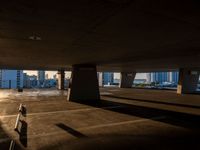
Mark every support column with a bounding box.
[98,72,103,87]
[177,68,199,94]
[119,72,136,88]
[67,64,100,102]
[57,69,65,90]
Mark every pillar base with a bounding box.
[67,64,100,103]
[119,72,136,88]
[177,68,199,94]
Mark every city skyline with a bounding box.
[22,71,148,80]
[24,71,72,79]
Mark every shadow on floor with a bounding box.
[19,120,28,147]
[73,99,200,130]
[56,123,87,138]
[0,121,22,150]
[102,95,200,109]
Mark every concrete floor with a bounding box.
[0,88,200,150]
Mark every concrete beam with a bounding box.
[119,72,136,88]
[67,64,100,102]
[177,68,199,94]
[57,70,65,90]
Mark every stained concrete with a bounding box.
[0,88,200,150]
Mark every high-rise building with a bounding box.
[37,70,45,87]
[23,73,38,88]
[146,71,179,84]
[0,70,23,89]
[103,72,114,85]
[169,72,179,83]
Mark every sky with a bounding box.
[24,71,147,80]
[114,73,146,79]
[24,71,72,79]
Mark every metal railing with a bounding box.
[9,103,27,150]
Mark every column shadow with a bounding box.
[56,123,87,138]
[102,95,200,109]
[19,120,28,147]
[73,99,200,130]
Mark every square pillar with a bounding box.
[98,72,103,87]
[67,64,100,102]
[119,72,136,88]
[57,70,65,90]
[177,68,199,94]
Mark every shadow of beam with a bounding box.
[56,123,87,138]
[73,99,200,130]
[102,95,200,109]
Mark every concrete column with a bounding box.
[177,68,199,94]
[57,70,65,90]
[119,72,136,88]
[98,72,103,87]
[67,64,100,102]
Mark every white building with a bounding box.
[0,70,23,89]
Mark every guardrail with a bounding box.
[9,140,15,150]
[14,113,21,131]
[9,103,27,150]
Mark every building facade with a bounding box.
[0,70,23,89]
[37,70,45,87]
[23,73,37,88]
[103,72,114,85]
[146,71,179,84]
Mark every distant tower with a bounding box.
[103,72,114,85]
[147,71,179,84]
[0,70,23,89]
[45,74,49,80]
[148,72,168,83]
[169,71,179,83]
[37,70,45,87]
[146,73,151,83]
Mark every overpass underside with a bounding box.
[0,0,200,148]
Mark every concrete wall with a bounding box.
[177,68,199,94]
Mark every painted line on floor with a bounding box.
[0,105,123,119]
[0,115,166,143]
[79,116,166,131]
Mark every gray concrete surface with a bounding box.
[0,88,200,150]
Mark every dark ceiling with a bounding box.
[0,0,200,71]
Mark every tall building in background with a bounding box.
[169,72,179,83]
[23,73,37,88]
[103,72,114,85]
[146,71,179,84]
[0,70,23,89]
[37,70,45,87]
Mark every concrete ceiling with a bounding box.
[0,0,200,72]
